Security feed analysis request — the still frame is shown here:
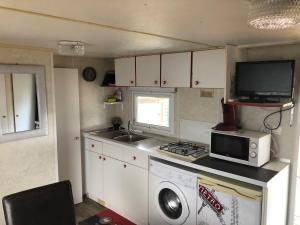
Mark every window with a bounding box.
[133,92,174,134]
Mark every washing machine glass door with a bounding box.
[155,181,190,225]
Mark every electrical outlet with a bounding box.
[200,89,214,98]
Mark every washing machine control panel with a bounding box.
[150,160,197,188]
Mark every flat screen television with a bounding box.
[235,60,295,100]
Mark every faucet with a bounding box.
[127,120,132,135]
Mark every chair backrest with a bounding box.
[2,180,76,225]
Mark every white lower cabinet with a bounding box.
[85,150,104,203]
[121,163,148,225]
[103,156,148,225]
[85,140,149,225]
[103,156,123,211]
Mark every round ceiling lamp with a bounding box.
[248,0,300,30]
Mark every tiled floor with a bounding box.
[75,198,106,224]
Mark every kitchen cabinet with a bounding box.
[136,55,160,87]
[85,140,149,225]
[192,49,226,88]
[103,157,148,225]
[121,162,148,225]
[161,52,191,87]
[115,57,136,86]
[103,156,123,211]
[85,149,104,203]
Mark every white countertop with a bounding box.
[83,130,290,188]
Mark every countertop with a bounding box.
[83,129,289,187]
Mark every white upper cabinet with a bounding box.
[192,49,226,88]
[161,52,191,87]
[136,55,160,87]
[115,57,135,86]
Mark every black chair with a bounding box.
[2,180,76,225]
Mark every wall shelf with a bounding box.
[103,101,123,111]
[227,100,294,108]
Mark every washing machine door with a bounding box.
[155,181,190,225]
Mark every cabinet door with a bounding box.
[0,75,8,134]
[115,57,135,86]
[161,52,191,87]
[103,156,123,211]
[136,55,160,87]
[12,73,37,132]
[121,163,148,225]
[85,150,104,202]
[192,49,226,88]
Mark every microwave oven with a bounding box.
[210,130,271,167]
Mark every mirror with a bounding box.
[0,65,47,143]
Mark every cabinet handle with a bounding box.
[99,156,102,160]
[103,157,106,161]
[123,164,127,168]
[194,80,199,86]
[15,114,19,118]
[91,144,95,148]
[163,81,167,85]
[130,80,134,84]
[2,115,6,119]
[154,80,158,84]
[133,156,136,160]
[74,137,80,140]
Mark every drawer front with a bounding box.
[103,143,123,161]
[85,138,103,154]
[123,148,149,169]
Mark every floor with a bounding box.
[75,197,106,224]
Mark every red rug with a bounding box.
[96,209,136,225]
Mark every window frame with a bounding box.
[132,91,175,135]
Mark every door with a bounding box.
[161,52,191,87]
[103,156,123,210]
[115,57,136,86]
[12,73,37,132]
[155,181,190,225]
[54,68,82,204]
[85,150,104,202]
[192,49,226,88]
[121,163,148,225]
[136,55,160,87]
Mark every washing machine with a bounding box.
[149,158,198,225]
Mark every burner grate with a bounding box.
[159,141,208,158]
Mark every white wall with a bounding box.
[0,47,58,225]
[116,88,224,137]
[53,56,115,131]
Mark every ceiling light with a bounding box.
[248,0,300,30]
[57,41,85,56]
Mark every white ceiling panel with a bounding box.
[0,0,299,57]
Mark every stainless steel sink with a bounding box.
[89,130,127,139]
[113,134,148,143]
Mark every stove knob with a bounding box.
[250,151,257,158]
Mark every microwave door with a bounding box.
[211,133,249,161]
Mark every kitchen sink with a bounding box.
[89,130,126,139]
[113,134,148,143]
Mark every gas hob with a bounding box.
[158,141,209,161]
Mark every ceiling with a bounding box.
[0,0,299,57]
